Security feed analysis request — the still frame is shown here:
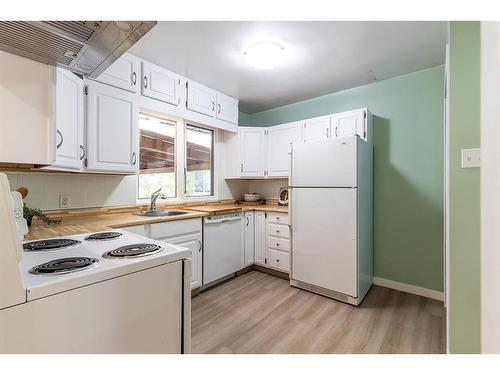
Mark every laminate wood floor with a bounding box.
[191,271,445,354]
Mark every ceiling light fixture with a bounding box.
[243,41,285,70]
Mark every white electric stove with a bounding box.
[20,230,190,301]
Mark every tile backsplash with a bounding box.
[5,172,137,210]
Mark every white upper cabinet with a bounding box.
[239,127,267,177]
[331,108,368,141]
[267,122,302,177]
[86,81,138,173]
[303,115,331,142]
[52,69,85,170]
[186,80,217,116]
[216,92,239,124]
[141,61,181,105]
[93,53,140,93]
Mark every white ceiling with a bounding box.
[129,21,447,113]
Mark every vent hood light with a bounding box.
[243,41,285,70]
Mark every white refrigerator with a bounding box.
[289,135,373,306]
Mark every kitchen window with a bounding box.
[185,125,214,197]
[138,114,176,199]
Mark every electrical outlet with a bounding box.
[59,194,70,208]
[461,148,481,168]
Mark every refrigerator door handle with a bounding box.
[288,187,292,227]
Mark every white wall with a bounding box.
[248,179,288,200]
[4,172,137,210]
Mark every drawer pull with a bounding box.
[276,243,279,247]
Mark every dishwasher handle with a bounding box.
[204,214,241,224]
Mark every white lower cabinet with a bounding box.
[267,249,290,273]
[243,212,254,266]
[119,218,203,290]
[265,212,290,273]
[85,80,139,173]
[254,212,267,266]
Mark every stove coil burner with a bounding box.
[29,257,99,275]
[103,243,163,259]
[84,232,123,241]
[23,238,81,251]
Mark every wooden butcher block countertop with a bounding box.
[25,200,288,241]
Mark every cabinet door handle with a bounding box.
[326,127,329,138]
[240,163,243,173]
[276,243,280,247]
[132,72,137,85]
[56,129,63,149]
[198,240,202,252]
[212,101,215,112]
[218,103,221,114]
[131,152,137,166]
[335,126,338,137]
[246,216,249,226]
[144,76,148,89]
[79,145,85,161]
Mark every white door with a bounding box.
[167,235,203,289]
[254,211,267,266]
[332,109,367,140]
[239,127,266,177]
[53,68,85,170]
[244,212,254,266]
[291,187,357,297]
[267,122,302,177]
[290,136,358,187]
[93,53,140,93]
[86,81,139,173]
[142,61,180,105]
[303,116,331,142]
[186,80,216,116]
[216,92,239,124]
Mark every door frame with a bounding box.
[480,21,500,353]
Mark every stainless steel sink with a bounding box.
[135,210,189,217]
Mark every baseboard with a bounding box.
[373,277,444,301]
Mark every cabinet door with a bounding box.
[186,80,216,116]
[170,236,203,290]
[239,127,266,177]
[332,109,367,140]
[93,53,140,93]
[86,81,139,173]
[216,92,239,124]
[303,116,331,142]
[254,212,267,266]
[267,122,302,177]
[243,212,254,266]
[142,61,181,105]
[53,68,85,170]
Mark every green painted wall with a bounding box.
[241,66,445,292]
[448,21,481,354]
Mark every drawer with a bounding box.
[150,218,202,240]
[117,225,147,237]
[267,236,290,252]
[267,223,289,239]
[267,249,290,272]
[266,212,288,225]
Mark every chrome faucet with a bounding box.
[150,188,167,212]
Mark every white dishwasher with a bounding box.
[203,213,243,285]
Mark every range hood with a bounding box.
[0,21,156,78]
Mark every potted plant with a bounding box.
[23,206,60,227]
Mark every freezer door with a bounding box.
[291,187,357,297]
[290,136,357,187]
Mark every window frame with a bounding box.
[136,110,219,204]
[184,123,215,198]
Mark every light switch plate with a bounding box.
[461,148,481,168]
[59,194,70,208]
